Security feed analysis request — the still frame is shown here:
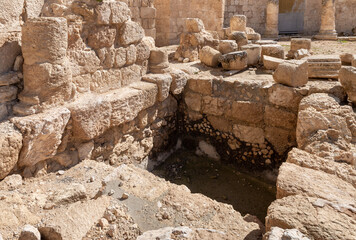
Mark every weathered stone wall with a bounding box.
[224,0,269,34]
[224,0,356,35]
[0,0,44,121]
[182,76,346,168]
[124,0,157,39]
[155,0,224,46]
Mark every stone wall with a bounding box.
[224,0,269,34]
[224,0,356,35]
[124,0,157,39]
[0,0,44,121]
[155,0,224,46]
[182,75,346,168]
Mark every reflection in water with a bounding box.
[153,150,277,222]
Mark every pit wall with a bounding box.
[1,81,178,179]
[224,0,356,35]
[154,0,225,46]
[181,76,346,168]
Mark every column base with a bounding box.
[314,31,338,40]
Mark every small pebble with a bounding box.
[121,192,129,200]
[57,170,65,175]
[108,189,115,196]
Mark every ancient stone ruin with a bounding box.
[0,0,356,240]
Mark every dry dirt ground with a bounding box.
[279,40,356,55]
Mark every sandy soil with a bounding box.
[279,40,356,55]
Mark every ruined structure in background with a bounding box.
[0,0,355,240]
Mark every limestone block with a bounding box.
[277,163,356,206]
[90,69,122,91]
[261,44,285,60]
[126,44,137,65]
[149,48,169,73]
[218,40,238,54]
[19,225,41,240]
[11,108,70,167]
[187,77,212,95]
[233,125,264,144]
[247,33,261,42]
[184,92,201,112]
[340,53,354,64]
[307,55,341,79]
[104,85,156,127]
[121,64,142,85]
[287,148,356,187]
[228,31,248,48]
[136,37,153,63]
[169,69,188,95]
[22,17,68,65]
[69,97,112,141]
[273,60,308,87]
[265,106,297,130]
[140,7,156,18]
[22,62,72,104]
[25,0,45,19]
[339,66,356,104]
[218,51,248,70]
[241,44,261,66]
[142,74,172,101]
[293,49,310,60]
[266,195,356,240]
[265,126,296,155]
[290,38,311,51]
[119,20,144,46]
[0,0,24,29]
[0,122,22,179]
[185,18,205,33]
[110,1,131,24]
[263,56,284,70]
[95,2,111,24]
[114,47,127,68]
[67,50,100,76]
[264,227,310,240]
[0,86,17,103]
[39,197,110,240]
[96,47,115,68]
[87,26,116,49]
[228,101,264,124]
[0,38,21,74]
[268,84,303,109]
[256,40,278,45]
[199,46,222,68]
[230,15,246,32]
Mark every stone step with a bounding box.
[307,55,341,63]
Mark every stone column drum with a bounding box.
[314,0,337,40]
[14,17,73,115]
[264,0,279,38]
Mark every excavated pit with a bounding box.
[153,146,277,222]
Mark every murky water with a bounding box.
[153,150,277,222]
